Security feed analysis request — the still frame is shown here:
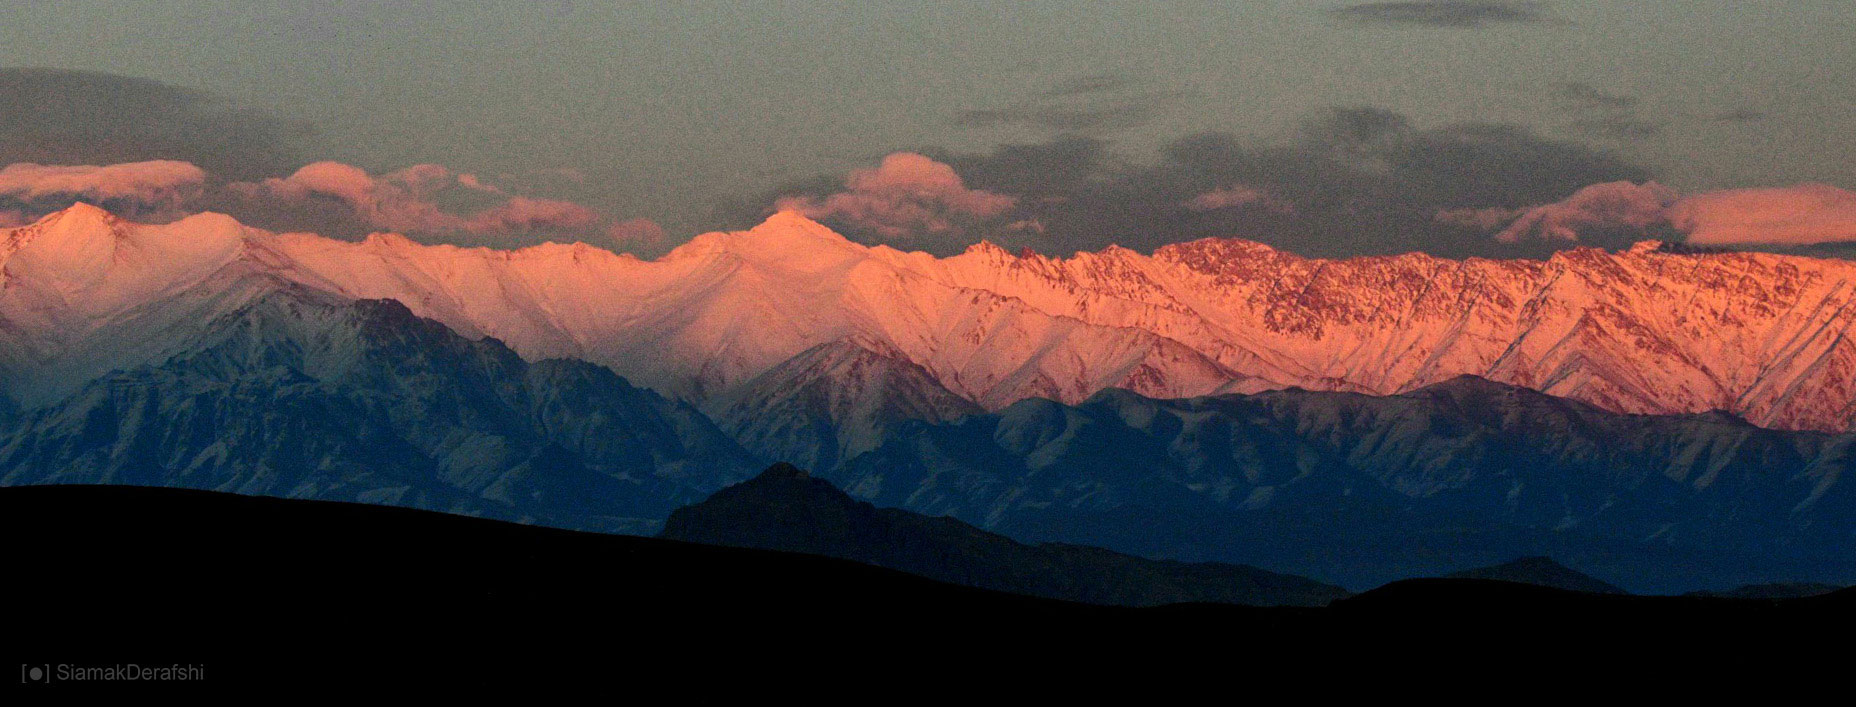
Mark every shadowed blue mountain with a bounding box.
[3,291,1855,594]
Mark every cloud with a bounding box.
[468,196,600,232]
[0,160,208,217]
[607,218,667,250]
[456,173,505,194]
[735,106,1650,258]
[953,74,1183,136]
[1437,181,1856,248]
[953,102,1167,135]
[776,152,1017,242]
[1435,206,1524,231]
[1548,82,1661,141]
[1373,120,1649,207]
[1184,185,1293,213]
[1668,184,1856,246]
[1328,2,1551,28]
[0,68,303,181]
[231,161,601,235]
[1120,108,1648,255]
[1490,181,1675,242]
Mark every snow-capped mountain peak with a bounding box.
[8,204,1856,433]
[664,209,865,271]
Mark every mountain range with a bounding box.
[4,204,1856,592]
[9,203,1856,434]
[828,378,1856,591]
[0,289,759,531]
[661,463,1352,607]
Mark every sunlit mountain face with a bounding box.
[9,204,1856,432]
[4,203,1856,594]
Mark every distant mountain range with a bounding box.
[662,463,1351,607]
[4,204,1856,593]
[9,203,1856,432]
[829,378,1856,591]
[0,292,759,531]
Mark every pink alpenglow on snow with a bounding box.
[13,205,1856,434]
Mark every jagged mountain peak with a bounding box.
[4,202,125,262]
[23,201,120,231]
[11,202,1856,434]
[706,337,983,471]
[667,210,863,263]
[753,208,843,237]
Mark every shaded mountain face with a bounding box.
[701,339,982,473]
[827,379,1856,592]
[10,204,1856,435]
[0,291,759,531]
[661,463,1351,607]
[1446,557,1627,595]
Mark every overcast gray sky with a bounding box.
[4,1,1853,258]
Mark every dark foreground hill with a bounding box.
[1445,556,1628,594]
[2,485,1849,693]
[1685,582,1846,599]
[661,464,1351,607]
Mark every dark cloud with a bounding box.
[939,136,1111,199]
[1567,117,1660,141]
[0,68,305,181]
[953,75,1183,136]
[1548,82,1662,141]
[952,101,1168,135]
[745,106,1653,260]
[1328,2,1551,28]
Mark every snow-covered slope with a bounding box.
[703,337,983,472]
[831,378,1856,592]
[0,204,302,405]
[8,204,1856,432]
[920,237,1856,431]
[0,289,761,530]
